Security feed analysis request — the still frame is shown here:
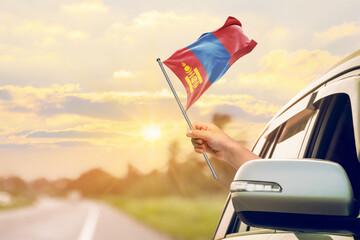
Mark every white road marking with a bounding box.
[78,204,100,240]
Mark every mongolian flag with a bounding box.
[163,16,257,110]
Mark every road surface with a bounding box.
[0,197,173,240]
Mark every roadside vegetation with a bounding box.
[105,194,227,240]
[0,196,34,211]
[0,176,36,211]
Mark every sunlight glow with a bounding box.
[141,124,162,142]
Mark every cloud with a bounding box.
[212,104,272,123]
[105,11,221,50]
[0,89,12,100]
[67,31,89,40]
[0,83,278,151]
[41,37,57,46]
[313,21,360,45]
[1,10,224,93]
[133,11,193,27]
[113,70,134,79]
[13,21,65,35]
[231,49,340,104]
[266,27,290,41]
[42,95,123,120]
[27,130,117,139]
[0,85,172,121]
[195,94,281,119]
[12,20,89,44]
[0,85,82,120]
[61,1,109,13]
[0,55,15,63]
[0,143,32,150]
[0,141,89,149]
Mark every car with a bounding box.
[213,49,360,240]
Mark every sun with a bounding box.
[141,124,162,142]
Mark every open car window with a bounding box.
[306,94,360,200]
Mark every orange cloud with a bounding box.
[13,21,65,35]
[113,70,134,79]
[232,49,340,103]
[313,22,360,45]
[133,11,193,27]
[61,1,109,13]
[266,27,290,41]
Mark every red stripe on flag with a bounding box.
[163,47,211,110]
[212,16,257,66]
[228,39,257,66]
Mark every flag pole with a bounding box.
[157,58,218,179]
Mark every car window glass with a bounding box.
[270,110,313,158]
[307,94,360,199]
[226,215,241,235]
[259,127,280,158]
[238,220,248,232]
[252,136,266,156]
[248,226,267,231]
[213,195,236,239]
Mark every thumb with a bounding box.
[187,129,212,141]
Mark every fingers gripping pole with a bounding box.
[157,58,218,179]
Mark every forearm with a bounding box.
[187,122,260,169]
[225,139,260,169]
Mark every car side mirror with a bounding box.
[230,159,360,235]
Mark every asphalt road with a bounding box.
[0,197,173,240]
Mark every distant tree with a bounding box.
[29,178,51,194]
[1,176,28,196]
[126,164,141,181]
[168,140,180,175]
[68,168,120,196]
[212,113,232,130]
[52,178,71,194]
[166,139,225,196]
[167,140,184,194]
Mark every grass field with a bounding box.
[0,197,34,211]
[105,194,228,240]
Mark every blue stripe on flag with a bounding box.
[188,33,231,84]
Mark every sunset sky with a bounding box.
[0,0,359,180]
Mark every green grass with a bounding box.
[0,197,34,211]
[104,194,228,240]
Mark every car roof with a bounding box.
[270,49,360,123]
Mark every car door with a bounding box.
[304,76,360,205]
[214,76,360,240]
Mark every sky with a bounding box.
[0,0,359,180]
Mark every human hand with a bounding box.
[186,122,260,169]
[186,122,234,161]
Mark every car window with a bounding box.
[270,110,314,158]
[305,94,360,200]
[259,127,281,158]
[252,135,266,156]
[258,109,314,160]
[213,194,248,239]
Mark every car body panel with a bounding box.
[213,50,360,240]
[221,233,353,240]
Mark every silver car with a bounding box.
[213,50,360,240]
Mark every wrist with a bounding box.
[224,138,243,169]
[225,139,259,169]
